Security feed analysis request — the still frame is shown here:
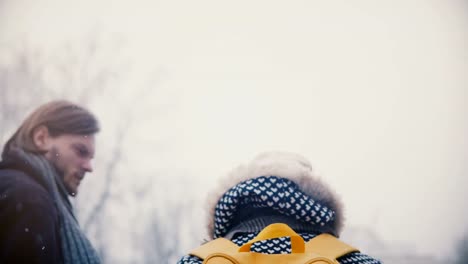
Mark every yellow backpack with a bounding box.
[190,223,359,264]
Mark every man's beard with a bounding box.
[49,147,64,175]
[48,147,70,192]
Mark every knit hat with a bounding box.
[206,151,344,239]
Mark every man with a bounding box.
[0,100,101,264]
[178,151,381,264]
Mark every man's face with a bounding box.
[44,134,95,196]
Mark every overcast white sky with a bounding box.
[1,0,467,259]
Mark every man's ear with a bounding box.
[32,125,51,152]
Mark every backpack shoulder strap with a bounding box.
[305,234,359,260]
[190,238,239,260]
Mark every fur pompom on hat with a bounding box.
[206,151,345,239]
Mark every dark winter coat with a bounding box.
[0,157,63,264]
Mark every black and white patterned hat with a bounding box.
[206,151,345,239]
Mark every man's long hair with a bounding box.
[2,100,100,158]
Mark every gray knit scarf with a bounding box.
[9,148,101,264]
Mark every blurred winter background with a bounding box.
[1,0,467,263]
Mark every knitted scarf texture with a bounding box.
[213,175,337,238]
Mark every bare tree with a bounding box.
[139,198,200,264]
[0,32,123,140]
[0,34,132,262]
[1,32,185,264]
[0,45,49,143]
